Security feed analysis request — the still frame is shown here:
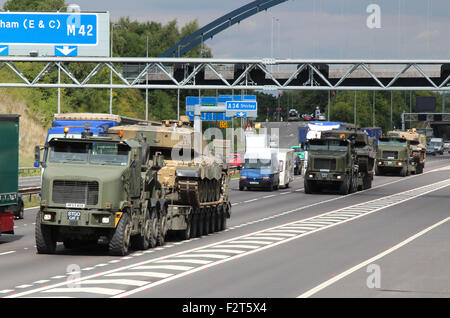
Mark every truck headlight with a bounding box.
[308,174,314,178]
[397,161,403,166]
[336,175,342,180]
[43,214,52,221]
[101,217,110,224]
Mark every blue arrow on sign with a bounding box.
[0,45,8,56]
[55,46,78,56]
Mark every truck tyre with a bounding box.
[304,179,313,194]
[203,208,211,235]
[221,207,228,231]
[339,176,350,195]
[210,208,217,233]
[363,174,372,189]
[179,216,192,241]
[35,212,57,254]
[197,211,204,237]
[133,209,152,250]
[157,209,168,246]
[400,167,408,177]
[375,166,382,176]
[216,206,223,232]
[109,212,132,256]
[417,164,424,174]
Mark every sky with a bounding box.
[1,0,449,59]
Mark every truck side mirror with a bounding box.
[34,146,41,167]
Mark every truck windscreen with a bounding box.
[48,141,129,166]
[308,140,348,151]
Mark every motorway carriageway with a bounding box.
[1,155,449,298]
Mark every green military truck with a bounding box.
[35,129,167,255]
[35,117,231,256]
[304,129,375,195]
[0,114,20,235]
[376,130,426,177]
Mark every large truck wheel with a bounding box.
[375,165,382,176]
[304,179,313,194]
[203,208,211,236]
[191,210,199,238]
[197,211,205,237]
[157,208,168,246]
[416,164,424,174]
[338,176,350,195]
[400,167,408,177]
[109,212,132,256]
[363,174,372,189]
[179,215,192,241]
[35,212,57,254]
[132,209,152,250]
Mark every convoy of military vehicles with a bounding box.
[0,107,437,256]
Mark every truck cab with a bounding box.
[376,136,414,176]
[35,132,162,255]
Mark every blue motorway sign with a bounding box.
[226,100,258,118]
[186,95,257,121]
[0,12,98,46]
[0,45,8,55]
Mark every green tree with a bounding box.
[3,0,65,11]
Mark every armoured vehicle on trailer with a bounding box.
[376,129,426,176]
[304,129,376,195]
[109,116,231,242]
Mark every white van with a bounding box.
[277,149,295,188]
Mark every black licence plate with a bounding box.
[67,211,81,221]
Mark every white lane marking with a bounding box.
[0,290,14,294]
[105,272,172,279]
[81,279,148,287]
[108,260,120,264]
[95,264,108,267]
[15,285,32,289]
[228,240,271,245]
[254,233,296,237]
[263,194,277,198]
[267,229,307,234]
[155,259,212,265]
[244,199,258,203]
[0,251,16,256]
[244,236,285,240]
[51,276,66,279]
[193,249,245,254]
[82,267,95,271]
[175,254,229,259]
[43,287,124,296]
[298,216,450,298]
[132,265,193,271]
[215,244,260,249]
[33,280,50,284]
